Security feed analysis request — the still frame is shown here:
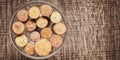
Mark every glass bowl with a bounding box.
[9,1,66,59]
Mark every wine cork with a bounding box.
[40,28,52,39]
[50,11,62,23]
[50,35,62,47]
[25,21,36,31]
[36,17,48,28]
[28,6,40,19]
[24,43,35,55]
[17,9,28,22]
[30,31,40,42]
[12,21,25,35]
[53,23,66,35]
[40,4,53,17]
[35,39,52,56]
[15,35,28,47]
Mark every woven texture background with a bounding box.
[0,0,120,60]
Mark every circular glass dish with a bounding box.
[9,1,66,59]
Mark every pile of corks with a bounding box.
[12,4,66,56]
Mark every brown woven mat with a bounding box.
[0,0,120,60]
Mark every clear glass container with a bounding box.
[9,1,66,59]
